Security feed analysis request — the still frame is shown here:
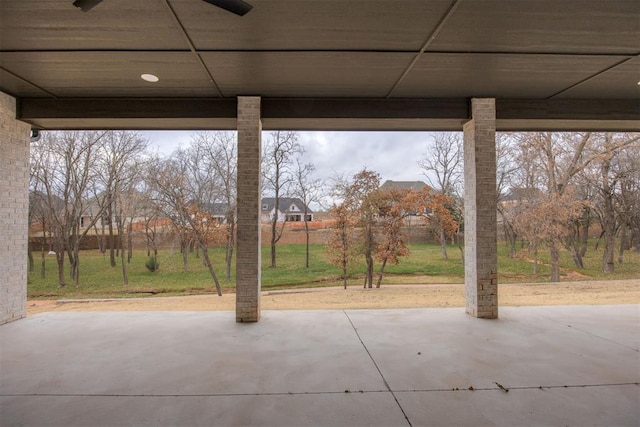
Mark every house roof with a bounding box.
[261,197,313,214]
[200,202,231,216]
[501,187,543,203]
[380,180,430,191]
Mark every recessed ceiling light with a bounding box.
[141,74,159,83]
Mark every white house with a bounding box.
[261,197,313,223]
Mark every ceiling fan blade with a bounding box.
[202,0,253,16]
[72,0,103,12]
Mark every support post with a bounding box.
[0,92,30,324]
[463,98,498,319]
[236,97,262,322]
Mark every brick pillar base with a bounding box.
[236,97,262,322]
[0,92,30,325]
[463,98,498,319]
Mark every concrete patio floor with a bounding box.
[1,305,639,426]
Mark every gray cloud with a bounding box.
[143,130,453,187]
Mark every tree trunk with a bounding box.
[601,196,616,274]
[40,242,46,279]
[225,219,235,282]
[509,232,516,257]
[579,207,590,258]
[549,242,560,282]
[28,242,34,273]
[55,244,66,287]
[95,222,105,253]
[439,228,448,260]
[376,258,388,288]
[121,225,128,286]
[618,225,627,264]
[342,258,348,289]
[181,237,189,273]
[127,222,133,263]
[364,253,374,288]
[201,246,222,296]
[594,230,605,250]
[569,225,584,269]
[40,225,47,278]
[571,250,584,269]
[270,193,280,268]
[108,201,116,267]
[304,219,310,269]
[270,209,281,268]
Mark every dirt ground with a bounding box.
[27,279,640,315]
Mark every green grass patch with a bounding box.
[27,241,639,299]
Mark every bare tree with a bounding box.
[95,131,148,285]
[326,203,353,289]
[191,131,237,281]
[262,131,303,268]
[511,132,639,280]
[615,142,640,256]
[581,133,640,272]
[495,133,521,257]
[146,153,224,296]
[30,131,107,287]
[294,159,322,268]
[418,132,463,259]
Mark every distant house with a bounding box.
[379,180,432,220]
[261,197,313,223]
[380,180,429,191]
[200,202,233,223]
[500,187,542,206]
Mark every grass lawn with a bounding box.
[27,242,640,299]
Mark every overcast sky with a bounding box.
[143,130,454,188]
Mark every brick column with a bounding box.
[463,98,498,319]
[236,97,262,322]
[0,92,30,325]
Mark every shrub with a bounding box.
[145,256,160,272]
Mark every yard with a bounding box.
[27,243,640,308]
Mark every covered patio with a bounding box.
[1,2,639,424]
[2,305,639,425]
[1,0,638,324]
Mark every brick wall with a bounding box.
[1,92,30,325]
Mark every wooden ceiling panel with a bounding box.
[0,52,218,97]
[555,56,640,99]
[0,70,51,97]
[203,52,413,97]
[173,0,453,51]
[391,53,630,99]
[429,0,640,55]
[0,0,186,51]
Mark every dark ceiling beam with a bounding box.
[496,99,640,122]
[18,98,238,120]
[17,97,639,131]
[262,98,469,120]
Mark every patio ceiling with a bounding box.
[1,0,638,130]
